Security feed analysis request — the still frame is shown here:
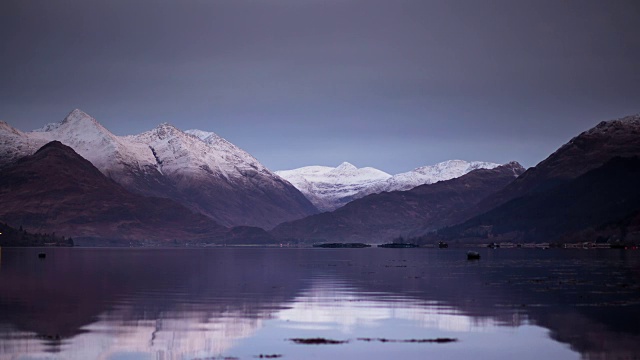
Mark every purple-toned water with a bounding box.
[0,247,638,359]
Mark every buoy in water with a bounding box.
[467,251,480,260]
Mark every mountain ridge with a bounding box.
[0,109,317,229]
[0,140,228,243]
[271,161,525,243]
[429,113,640,244]
[434,156,640,244]
[276,159,502,211]
[462,113,640,220]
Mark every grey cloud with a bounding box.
[1,0,639,173]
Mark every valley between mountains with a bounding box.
[1,110,639,247]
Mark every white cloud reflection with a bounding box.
[0,276,527,360]
[277,277,505,334]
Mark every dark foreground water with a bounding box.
[0,247,639,360]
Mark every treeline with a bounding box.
[0,223,74,247]
[391,236,419,245]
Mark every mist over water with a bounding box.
[0,247,638,359]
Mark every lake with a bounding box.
[0,247,639,360]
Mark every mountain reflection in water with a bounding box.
[0,248,638,359]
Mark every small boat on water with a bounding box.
[438,241,448,248]
[38,253,46,259]
[467,251,480,260]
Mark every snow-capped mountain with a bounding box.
[29,109,169,195]
[184,129,271,177]
[357,160,501,197]
[272,162,526,243]
[276,160,501,211]
[31,109,158,173]
[0,109,317,229]
[130,123,316,227]
[275,162,391,212]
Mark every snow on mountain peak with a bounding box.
[132,124,275,184]
[183,129,269,173]
[366,160,501,195]
[185,129,216,141]
[31,109,98,133]
[185,129,228,147]
[62,108,97,125]
[275,163,392,211]
[583,114,640,137]
[504,161,526,175]
[147,122,186,140]
[24,109,158,176]
[277,159,502,211]
[277,163,391,185]
[334,161,357,172]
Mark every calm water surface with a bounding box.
[0,247,639,360]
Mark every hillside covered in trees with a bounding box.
[0,222,74,247]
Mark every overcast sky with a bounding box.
[1,0,639,173]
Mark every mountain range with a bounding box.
[272,162,524,242]
[1,109,316,230]
[1,110,639,246]
[276,160,500,211]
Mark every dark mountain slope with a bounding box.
[437,156,640,244]
[464,114,640,220]
[0,141,227,244]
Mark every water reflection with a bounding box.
[0,248,638,359]
[278,275,507,333]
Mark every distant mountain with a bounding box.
[276,160,501,211]
[358,159,501,195]
[275,162,391,211]
[436,156,640,244]
[271,162,524,243]
[0,109,317,229]
[0,141,228,244]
